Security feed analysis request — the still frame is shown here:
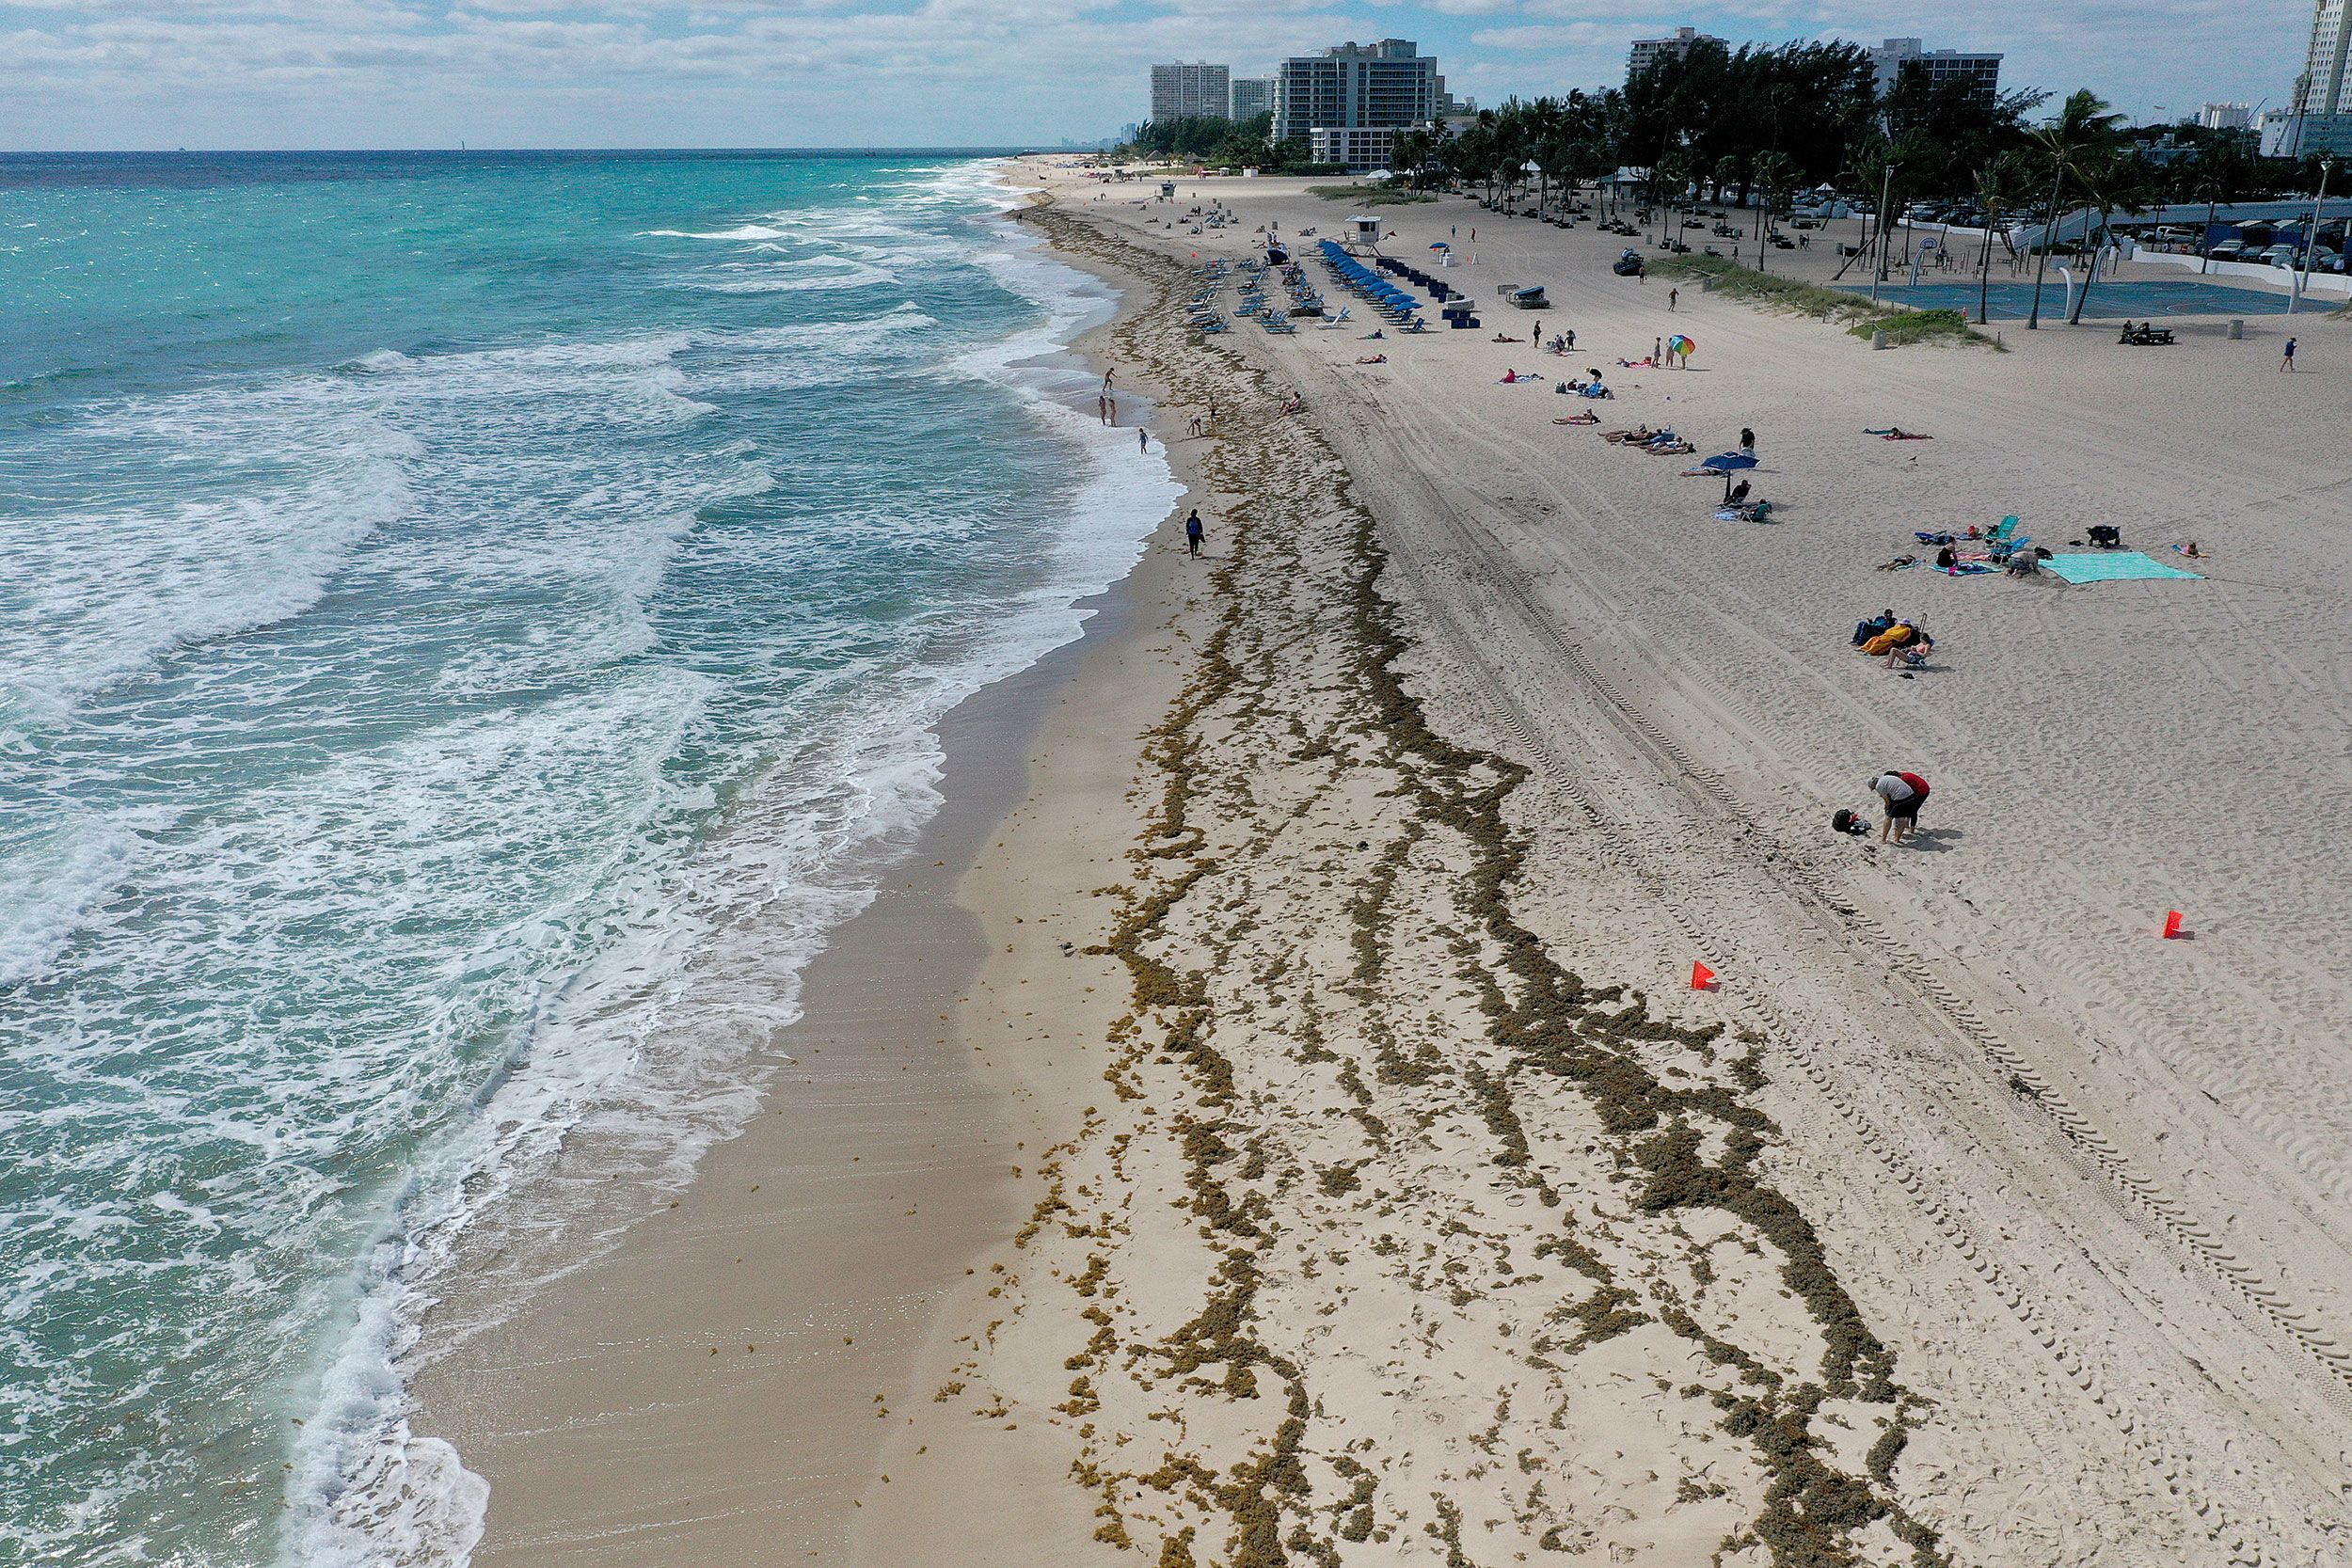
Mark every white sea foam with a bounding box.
[635,224,791,241]
[284,158,1183,1568]
[0,155,1184,1568]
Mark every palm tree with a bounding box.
[1750,150,1797,270]
[1391,128,1436,188]
[2068,150,2155,322]
[1971,151,2032,323]
[2025,89,2124,328]
[2184,140,2249,273]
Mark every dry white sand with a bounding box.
[851,166,2352,1568]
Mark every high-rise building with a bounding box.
[2199,102,2253,130]
[1868,38,2002,98]
[1628,27,1722,81]
[2286,0,2352,154]
[1151,61,1232,124]
[1229,77,1276,120]
[2297,0,2352,116]
[1273,39,1443,152]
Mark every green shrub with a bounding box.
[1653,254,1994,347]
[1307,183,1435,206]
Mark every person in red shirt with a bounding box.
[1869,770,1931,845]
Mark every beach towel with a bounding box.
[2041,552,2202,584]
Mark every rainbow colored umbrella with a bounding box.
[1666,333,1695,360]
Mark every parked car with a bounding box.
[2206,240,2246,261]
[2262,244,2301,267]
[1791,217,1820,230]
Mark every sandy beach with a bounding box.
[421,163,2352,1568]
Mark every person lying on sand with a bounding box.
[1492,333,1525,342]
[1865,427,1933,440]
[1553,412,1600,424]
[1877,554,1918,571]
[2171,540,2206,559]
[1356,354,1388,364]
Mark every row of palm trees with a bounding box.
[1393,84,2318,330]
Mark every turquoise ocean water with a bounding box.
[0,150,1176,1565]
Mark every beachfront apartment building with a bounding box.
[1628,28,1722,80]
[1151,61,1232,124]
[2200,102,2254,131]
[1229,76,1276,120]
[2281,0,2352,155]
[1273,39,1443,153]
[2297,0,2352,117]
[1868,38,2002,99]
[1309,127,1406,171]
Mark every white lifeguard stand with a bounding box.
[1347,214,1381,252]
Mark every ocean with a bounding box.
[0,150,1176,1566]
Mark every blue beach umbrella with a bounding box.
[1700,451,1757,471]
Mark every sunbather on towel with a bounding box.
[1877,554,1917,571]
[1865,427,1932,440]
[1357,354,1387,364]
[1553,412,1600,425]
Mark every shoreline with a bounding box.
[406,193,1212,1563]
[418,157,2352,1568]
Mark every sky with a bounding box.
[0,0,2310,151]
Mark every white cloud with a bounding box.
[0,0,2312,148]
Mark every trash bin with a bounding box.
[2228,319,2244,340]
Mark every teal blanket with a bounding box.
[2042,551,2202,584]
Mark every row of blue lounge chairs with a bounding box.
[1315,241,1426,330]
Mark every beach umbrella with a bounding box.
[1700,451,1756,471]
[1666,333,1695,360]
[1430,241,1450,250]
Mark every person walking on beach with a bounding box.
[1652,337,1662,365]
[1869,769,1931,845]
[1138,428,1149,454]
[1189,411,1203,437]
[1184,509,1204,557]
[2281,336,2297,371]
[1668,287,1678,311]
[1104,367,1117,390]
[1740,426,1756,459]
